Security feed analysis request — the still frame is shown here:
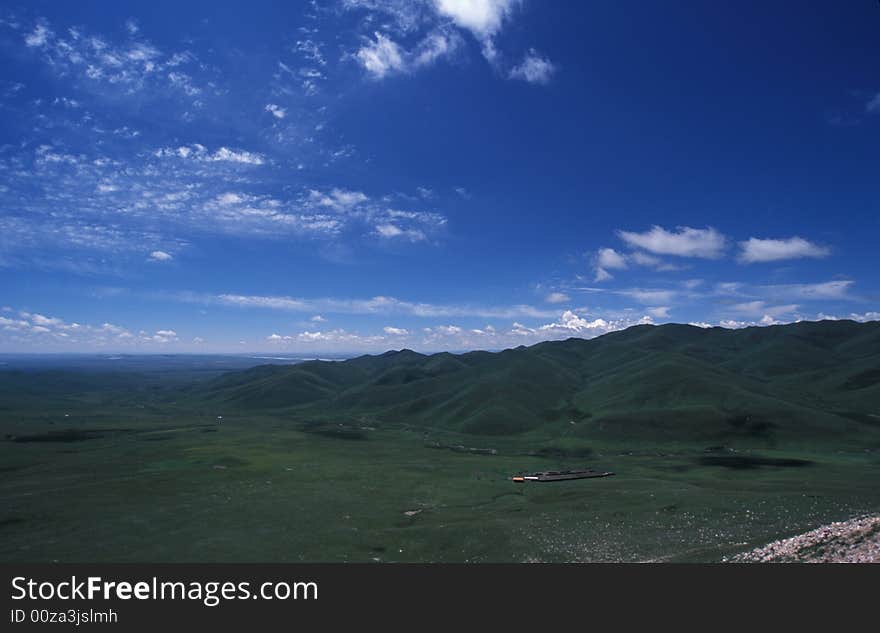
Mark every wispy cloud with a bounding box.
[148,250,173,262]
[617,225,726,259]
[356,32,407,78]
[19,16,205,99]
[154,144,266,165]
[759,280,854,300]
[0,134,448,268]
[544,292,570,304]
[169,291,563,319]
[375,223,426,241]
[592,245,680,282]
[616,288,677,305]
[263,309,659,352]
[354,27,461,79]
[0,308,184,350]
[593,247,627,281]
[738,236,830,263]
[730,301,799,318]
[308,188,369,211]
[509,48,556,84]
[265,103,287,119]
[345,0,551,81]
[433,0,518,61]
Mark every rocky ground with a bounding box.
[728,515,880,563]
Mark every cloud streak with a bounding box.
[617,225,726,259]
[738,236,830,263]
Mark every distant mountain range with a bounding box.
[192,320,880,446]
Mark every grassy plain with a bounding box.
[2,321,880,562]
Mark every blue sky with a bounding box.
[1,0,878,353]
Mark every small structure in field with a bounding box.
[511,469,614,483]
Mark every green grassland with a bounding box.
[2,320,880,562]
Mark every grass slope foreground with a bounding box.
[194,319,880,449]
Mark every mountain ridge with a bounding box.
[192,320,880,445]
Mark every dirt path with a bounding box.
[728,515,880,563]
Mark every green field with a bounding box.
[2,320,880,562]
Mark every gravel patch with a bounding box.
[728,515,880,563]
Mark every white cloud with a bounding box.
[431,0,520,63]
[25,24,52,47]
[265,103,286,119]
[593,267,613,282]
[215,192,249,206]
[167,72,201,96]
[356,32,406,78]
[730,301,799,318]
[647,306,671,318]
[593,247,629,282]
[294,329,386,345]
[375,223,426,241]
[597,247,628,270]
[509,49,556,84]
[527,310,655,341]
[412,31,458,68]
[738,236,830,263]
[714,282,745,296]
[818,311,880,323]
[3,137,449,262]
[539,310,609,332]
[433,325,462,335]
[186,292,560,320]
[355,28,459,79]
[152,329,178,343]
[545,292,570,304]
[761,280,853,300]
[154,144,266,165]
[308,188,368,211]
[209,147,266,165]
[347,1,539,79]
[383,326,409,335]
[617,288,677,305]
[617,225,726,258]
[148,250,173,262]
[96,182,119,193]
[20,17,203,96]
[867,92,880,114]
[718,320,751,329]
[628,251,680,271]
[433,0,517,38]
[0,308,192,350]
[199,193,343,238]
[718,315,800,329]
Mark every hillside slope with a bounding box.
[193,320,880,444]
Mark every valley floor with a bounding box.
[728,514,880,563]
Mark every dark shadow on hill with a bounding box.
[8,429,109,443]
[300,421,368,440]
[697,455,813,469]
[529,446,594,459]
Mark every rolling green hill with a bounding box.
[192,320,880,446]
